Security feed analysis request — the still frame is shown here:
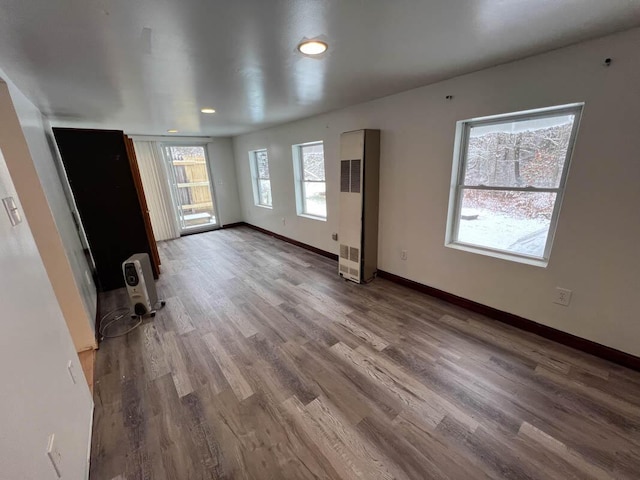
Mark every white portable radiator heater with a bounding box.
[122,253,164,317]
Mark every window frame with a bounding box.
[292,141,327,221]
[161,142,220,234]
[249,148,272,208]
[445,103,583,267]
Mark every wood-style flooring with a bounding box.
[90,227,640,479]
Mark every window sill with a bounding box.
[297,213,327,222]
[445,242,549,268]
[254,204,273,209]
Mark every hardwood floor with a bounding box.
[90,227,640,480]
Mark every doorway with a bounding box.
[162,144,219,234]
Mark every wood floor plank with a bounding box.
[180,330,230,395]
[238,271,285,307]
[90,227,640,480]
[281,341,372,425]
[306,395,410,480]
[249,335,320,405]
[392,413,495,480]
[446,346,640,461]
[358,344,480,432]
[298,282,355,317]
[209,296,258,338]
[203,332,254,401]
[333,315,389,351]
[162,331,194,398]
[518,421,614,480]
[140,322,171,380]
[163,295,196,335]
[276,302,340,347]
[282,395,365,480]
[330,341,446,429]
[535,365,640,418]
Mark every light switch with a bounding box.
[67,361,77,384]
[2,196,22,226]
[47,433,63,477]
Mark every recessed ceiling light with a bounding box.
[298,40,328,56]
[167,129,179,133]
[201,108,216,114]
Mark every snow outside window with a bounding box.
[250,149,272,207]
[293,141,327,220]
[446,104,583,266]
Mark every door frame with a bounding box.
[161,142,220,235]
[124,135,161,276]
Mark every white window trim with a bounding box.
[249,149,272,208]
[161,142,220,234]
[292,141,327,221]
[445,103,584,267]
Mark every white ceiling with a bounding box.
[1,0,639,137]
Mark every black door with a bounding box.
[53,128,153,291]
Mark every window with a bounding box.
[293,141,327,219]
[446,104,582,266]
[163,144,218,233]
[249,149,272,207]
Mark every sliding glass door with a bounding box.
[163,144,219,234]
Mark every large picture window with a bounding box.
[293,141,327,219]
[249,149,272,207]
[446,104,583,266]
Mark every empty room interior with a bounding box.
[2,1,640,478]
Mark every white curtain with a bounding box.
[133,141,180,241]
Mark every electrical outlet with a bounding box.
[67,361,77,384]
[282,217,286,226]
[331,232,338,241]
[401,250,408,261]
[553,287,572,306]
[47,434,63,478]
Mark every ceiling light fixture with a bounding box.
[298,40,328,56]
[201,108,216,114]
[167,129,179,133]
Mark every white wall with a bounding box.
[8,84,97,326]
[0,148,93,479]
[208,138,242,225]
[130,135,243,233]
[235,127,338,252]
[0,79,97,352]
[233,27,640,357]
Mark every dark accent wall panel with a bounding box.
[53,128,153,291]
